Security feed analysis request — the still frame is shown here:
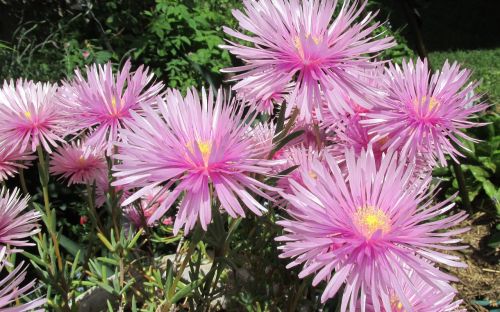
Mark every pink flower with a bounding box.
[59,60,164,155]
[248,122,276,158]
[363,58,488,166]
[0,144,36,182]
[235,73,293,114]
[276,148,468,307]
[125,186,170,228]
[0,248,45,311]
[275,147,323,209]
[113,88,282,234]
[331,113,387,161]
[221,0,395,120]
[362,267,464,312]
[82,50,90,59]
[50,140,107,186]
[0,188,41,254]
[0,79,65,153]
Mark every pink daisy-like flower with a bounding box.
[0,144,36,182]
[276,148,468,309]
[0,188,41,253]
[236,73,294,114]
[364,58,488,166]
[49,140,107,186]
[221,0,395,120]
[361,268,465,312]
[113,88,282,234]
[125,186,170,228]
[59,60,164,155]
[0,248,45,311]
[275,147,323,209]
[248,122,276,158]
[331,113,386,160]
[0,79,64,153]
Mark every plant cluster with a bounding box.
[0,0,494,311]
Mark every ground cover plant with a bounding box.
[0,0,498,311]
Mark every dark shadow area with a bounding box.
[378,0,500,51]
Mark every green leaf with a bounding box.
[95,51,113,63]
[275,101,287,135]
[465,165,490,182]
[60,234,85,262]
[482,180,498,200]
[70,250,81,278]
[269,130,305,159]
[170,278,205,303]
[127,228,144,249]
[478,156,496,172]
[0,41,13,51]
[487,231,500,249]
[265,165,300,186]
[165,260,174,290]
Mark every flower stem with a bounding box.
[165,238,198,308]
[451,162,472,212]
[86,183,104,233]
[19,168,29,195]
[288,278,308,312]
[37,146,63,271]
[106,155,121,241]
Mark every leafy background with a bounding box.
[0,0,498,310]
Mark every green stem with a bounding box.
[106,155,120,241]
[19,167,29,195]
[452,162,472,212]
[288,279,308,312]
[86,183,104,233]
[37,146,63,271]
[166,239,198,308]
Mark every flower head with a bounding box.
[0,188,41,253]
[0,79,64,153]
[275,147,323,209]
[0,248,45,311]
[59,60,163,155]
[49,140,107,186]
[113,88,282,234]
[276,148,468,308]
[221,0,394,120]
[364,58,488,165]
[0,144,36,182]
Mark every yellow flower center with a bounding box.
[111,96,119,115]
[308,170,318,179]
[293,36,305,59]
[412,96,440,111]
[293,33,323,60]
[186,140,212,165]
[353,205,391,238]
[312,35,322,45]
[24,111,32,120]
[77,155,87,165]
[390,294,405,312]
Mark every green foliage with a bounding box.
[139,0,238,90]
[0,0,238,90]
[429,49,500,106]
